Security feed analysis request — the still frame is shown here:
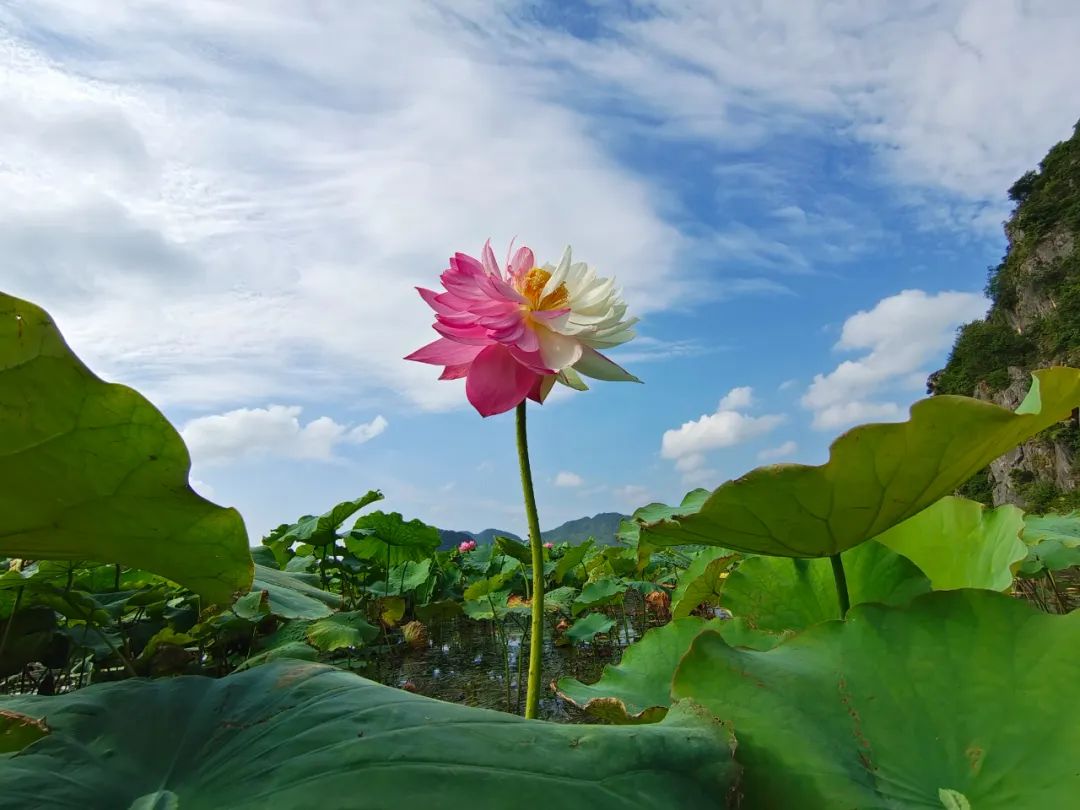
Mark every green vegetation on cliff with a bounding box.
[933,120,1080,398]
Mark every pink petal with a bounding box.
[405,338,485,365]
[417,287,457,316]
[450,252,484,275]
[433,321,493,345]
[509,345,555,375]
[514,325,540,353]
[527,374,557,403]
[481,239,502,278]
[530,307,571,321]
[435,291,472,311]
[436,311,484,329]
[441,270,488,301]
[488,320,526,343]
[507,246,535,280]
[439,363,471,380]
[465,344,540,417]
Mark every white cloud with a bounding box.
[778,379,798,391]
[674,453,707,473]
[554,471,585,488]
[801,289,988,430]
[189,477,216,500]
[0,2,692,414]
[718,386,754,411]
[613,484,652,507]
[181,405,387,465]
[681,467,722,488]
[661,387,784,483]
[538,0,1080,226]
[812,402,905,432]
[757,440,798,461]
[662,410,784,461]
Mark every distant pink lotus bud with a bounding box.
[543,542,554,549]
[405,241,639,417]
[458,540,473,553]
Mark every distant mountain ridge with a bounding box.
[437,511,629,550]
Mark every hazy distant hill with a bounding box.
[438,511,629,550]
[541,512,627,545]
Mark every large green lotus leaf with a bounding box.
[873,496,1027,591]
[641,369,1080,557]
[279,491,383,547]
[554,539,595,583]
[0,661,737,809]
[617,490,710,569]
[557,617,785,724]
[1020,511,1080,574]
[572,577,627,614]
[0,294,252,604]
[304,611,379,652]
[564,611,616,643]
[346,511,440,566]
[494,535,532,565]
[671,590,1080,808]
[382,557,434,595]
[721,540,931,632]
[671,549,736,619]
[462,571,514,601]
[250,564,340,620]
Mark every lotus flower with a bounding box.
[406,241,639,416]
[457,539,477,553]
[543,542,554,549]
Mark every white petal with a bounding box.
[542,246,572,299]
[537,326,584,371]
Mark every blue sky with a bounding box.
[4,1,1080,538]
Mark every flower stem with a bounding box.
[516,401,545,719]
[830,553,851,617]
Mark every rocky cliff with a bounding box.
[930,120,1080,511]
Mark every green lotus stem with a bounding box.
[515,401,545,720]
[1046,570,1068,613]
[0,587,24,666]
[830,553,851,617]
[515,622,527,714]
[487,594,511,712]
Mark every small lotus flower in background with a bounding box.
[457,539,477,553]
[406,241,639,416]
[543,542,554,549]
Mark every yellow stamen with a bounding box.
[521,267,569,310]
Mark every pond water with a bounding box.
[361,593,661,721]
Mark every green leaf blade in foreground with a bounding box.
[250,564,340,620]
[721,540,931,633]
[671,590,1080,808]
[873,496,1027,591]
[671,549,735,619]
[642,369,1080,556]
[557,617,785,724]
[0,662,737,809]
[1020,511,1080,573]
[0,293,252,604]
